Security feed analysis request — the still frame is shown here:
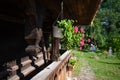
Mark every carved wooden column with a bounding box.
[24,0,42,57]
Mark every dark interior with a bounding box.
[0,20,27,64]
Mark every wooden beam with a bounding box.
[0,14,24,24]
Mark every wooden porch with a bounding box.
[0,0,101,80]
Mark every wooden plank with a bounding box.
[21,60,32,67]
[10,65,19,72]
[35,59,44,67]
[22,66,35,77]
[37,53,43,58]
[8,75,20,80]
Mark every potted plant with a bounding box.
[66,55,77,78]
[68,57,76,71]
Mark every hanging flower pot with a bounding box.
[53,26,63,38]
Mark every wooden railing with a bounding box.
[4,52,45,80]
[31,50,72,80]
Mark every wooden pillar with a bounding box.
[51,37,60,61]
[51,1,64,61]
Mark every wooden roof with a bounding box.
[40,0,101,25]
[64,0,101,25]
[0,0,101,25]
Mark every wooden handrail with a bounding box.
[31,50,72,80]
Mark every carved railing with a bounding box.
[31,50,72,80]
[0,52,45,80]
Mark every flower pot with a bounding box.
[67,65,75,78]
[68,65,75,71]
[53,26,63,38]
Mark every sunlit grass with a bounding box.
[71,50,120,80]
[88,57,120,79]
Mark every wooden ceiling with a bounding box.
[63,0,101,25]
[0,0,101,25]
[40,0,101,25]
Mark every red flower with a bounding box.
[87,39,91,43]
[74,26,78,33]
[80,27,84,33]
[80,39,84,46]
[80,47,82,50]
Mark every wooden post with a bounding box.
[51,37,60,61]
[51,1,63,61]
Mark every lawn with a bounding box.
[72,50,120,80]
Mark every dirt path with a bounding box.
[72,55,96,80]
[67,52,96,80]
[75,58,96,80]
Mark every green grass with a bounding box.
[72,50,82,76]
[71,50,120,80]
[86,53,120,80]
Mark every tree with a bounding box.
[93,0,120,51]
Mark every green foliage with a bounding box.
[72,30,82,47]
[57,19,74,49]
[84,18,106,48]
[93,18,106,47]
[108,37,120,52]
[86,0,120,50]
[57,19,83,49]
